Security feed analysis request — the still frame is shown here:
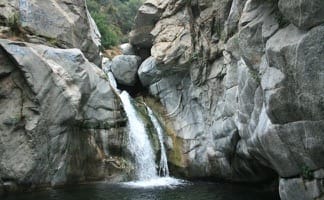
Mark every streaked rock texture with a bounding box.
[130,0,324,198]
[0,0,101,65]
[0,39,127,190]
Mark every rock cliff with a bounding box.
[0,0,128,194]
[0,0,323,199]
[131,0,324,199]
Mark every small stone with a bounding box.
[314,169,324,179]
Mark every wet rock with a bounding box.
[279,177,324,200]
[102,57,112,73]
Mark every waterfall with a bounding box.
[107,71,119,93]
[100,130,109,156]
[106,71,184,187]
[146,106,169,177]
[119,91,157,180]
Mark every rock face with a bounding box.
[0,0,101,65]
[278,0,324,30]
[0,39,128,189]
[137,56,161,87]
[0,0,323,198]
[130,0,324,198]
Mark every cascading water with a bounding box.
[106,71,184,187]
[119,91,157,180]
[100,130,109,156]
[146,106,169,177]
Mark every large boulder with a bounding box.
[120,43,135,55]
[0,0,101,65]
[278,0,324,30]
[129,0,167,48]
[279,175,324,200]
[151,8,192,72]
[137,56,161,87]
[0,39,125,187]
[111,55,141,86]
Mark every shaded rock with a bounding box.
[0,0,101,65]
[314,169,324,179]
[129,0,166,48]
[279,177,324,200]
[238,1,276,68]
[137,56,161,87]
[278,0,324,30]
[111,55,141,86]
[137,57,161,87]
[0,181,3,196]
[256,120,324,177]
[0,39,125,187]
[265,24,324,124]
[225,0,247,38]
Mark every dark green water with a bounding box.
[3,182,279,200]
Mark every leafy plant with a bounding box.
[190,51,199,62]
[87,0,144,48]
[249,69,261,83]
[7,13,20,33]
[301,166,313,180]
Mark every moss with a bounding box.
[7,13,20,33]
[3,114,21,126]
[99,72,109,81]
[301,166,313,180]
[48,38,59,46]
[190,51,199,62]
[249,69,261,83]
[132,98,160,153]
[142,96,187,168]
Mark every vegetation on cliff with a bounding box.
[87,0,144,48]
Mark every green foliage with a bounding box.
[249,69,261,83]
[301,166,313,180]
[7,13,20,33]
[87,0,144,48]
[3,114,21,126]
[91,11,121,48]
[190,51,199,62]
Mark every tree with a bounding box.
[87,0,144,48]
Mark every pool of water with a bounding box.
[3,181,279,200]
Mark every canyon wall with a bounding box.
[131,0,324,199]
[0,0,128,194]
[0,0,323,199]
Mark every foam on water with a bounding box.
[122,177,187,188]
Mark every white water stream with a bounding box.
[146,106,169,177]
[107,71,184,187]
[120,91,157,180]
